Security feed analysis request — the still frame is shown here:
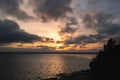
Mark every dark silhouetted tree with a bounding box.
[89,38,120,80]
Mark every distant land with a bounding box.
[0,52,97,54]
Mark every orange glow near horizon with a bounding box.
[2,41,103,51]
[3,14,103,52]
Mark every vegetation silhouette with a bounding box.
[90,38,120,80]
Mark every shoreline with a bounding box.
[0,52,97,54]
[42,69,93,80]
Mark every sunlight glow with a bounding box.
[49,32,61,41]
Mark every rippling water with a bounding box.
[0,54,95,80]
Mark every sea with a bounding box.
[0,53,96,80]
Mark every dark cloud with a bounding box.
[30,0,73,21]
[0,19,40,44]
[82,14,96,28]
[36,45,55,51]
[59,26,76,35]
[98,23,120,36]
[65,12,120,45]
[41,37,54,43]
[0,47,55,52]
[88,0,120,16]
[0,0,32,20]
[94,12,120,36]
[59,18,78,39]
[0,0,19,11]
[65,35,105,44]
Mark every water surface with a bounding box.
[0,54,95,80]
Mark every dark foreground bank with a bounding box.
[42,38,120,80]
[41,69,92,80]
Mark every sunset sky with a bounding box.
[0,0,120,52]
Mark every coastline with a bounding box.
[42,69,93,80]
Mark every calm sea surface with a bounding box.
[0,54,96,80]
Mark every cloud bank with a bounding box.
[0,19,40,44]
[30,0,73,21]
[0,0,120,51]
[0,0,33,20]
[65,13,120,45]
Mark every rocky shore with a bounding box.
[42,69,93,80]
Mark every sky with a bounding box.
[0,0,120,52]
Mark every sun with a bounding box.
[49,32,61,41]
[56,44,62,48]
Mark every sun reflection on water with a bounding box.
[7,54,95,79]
